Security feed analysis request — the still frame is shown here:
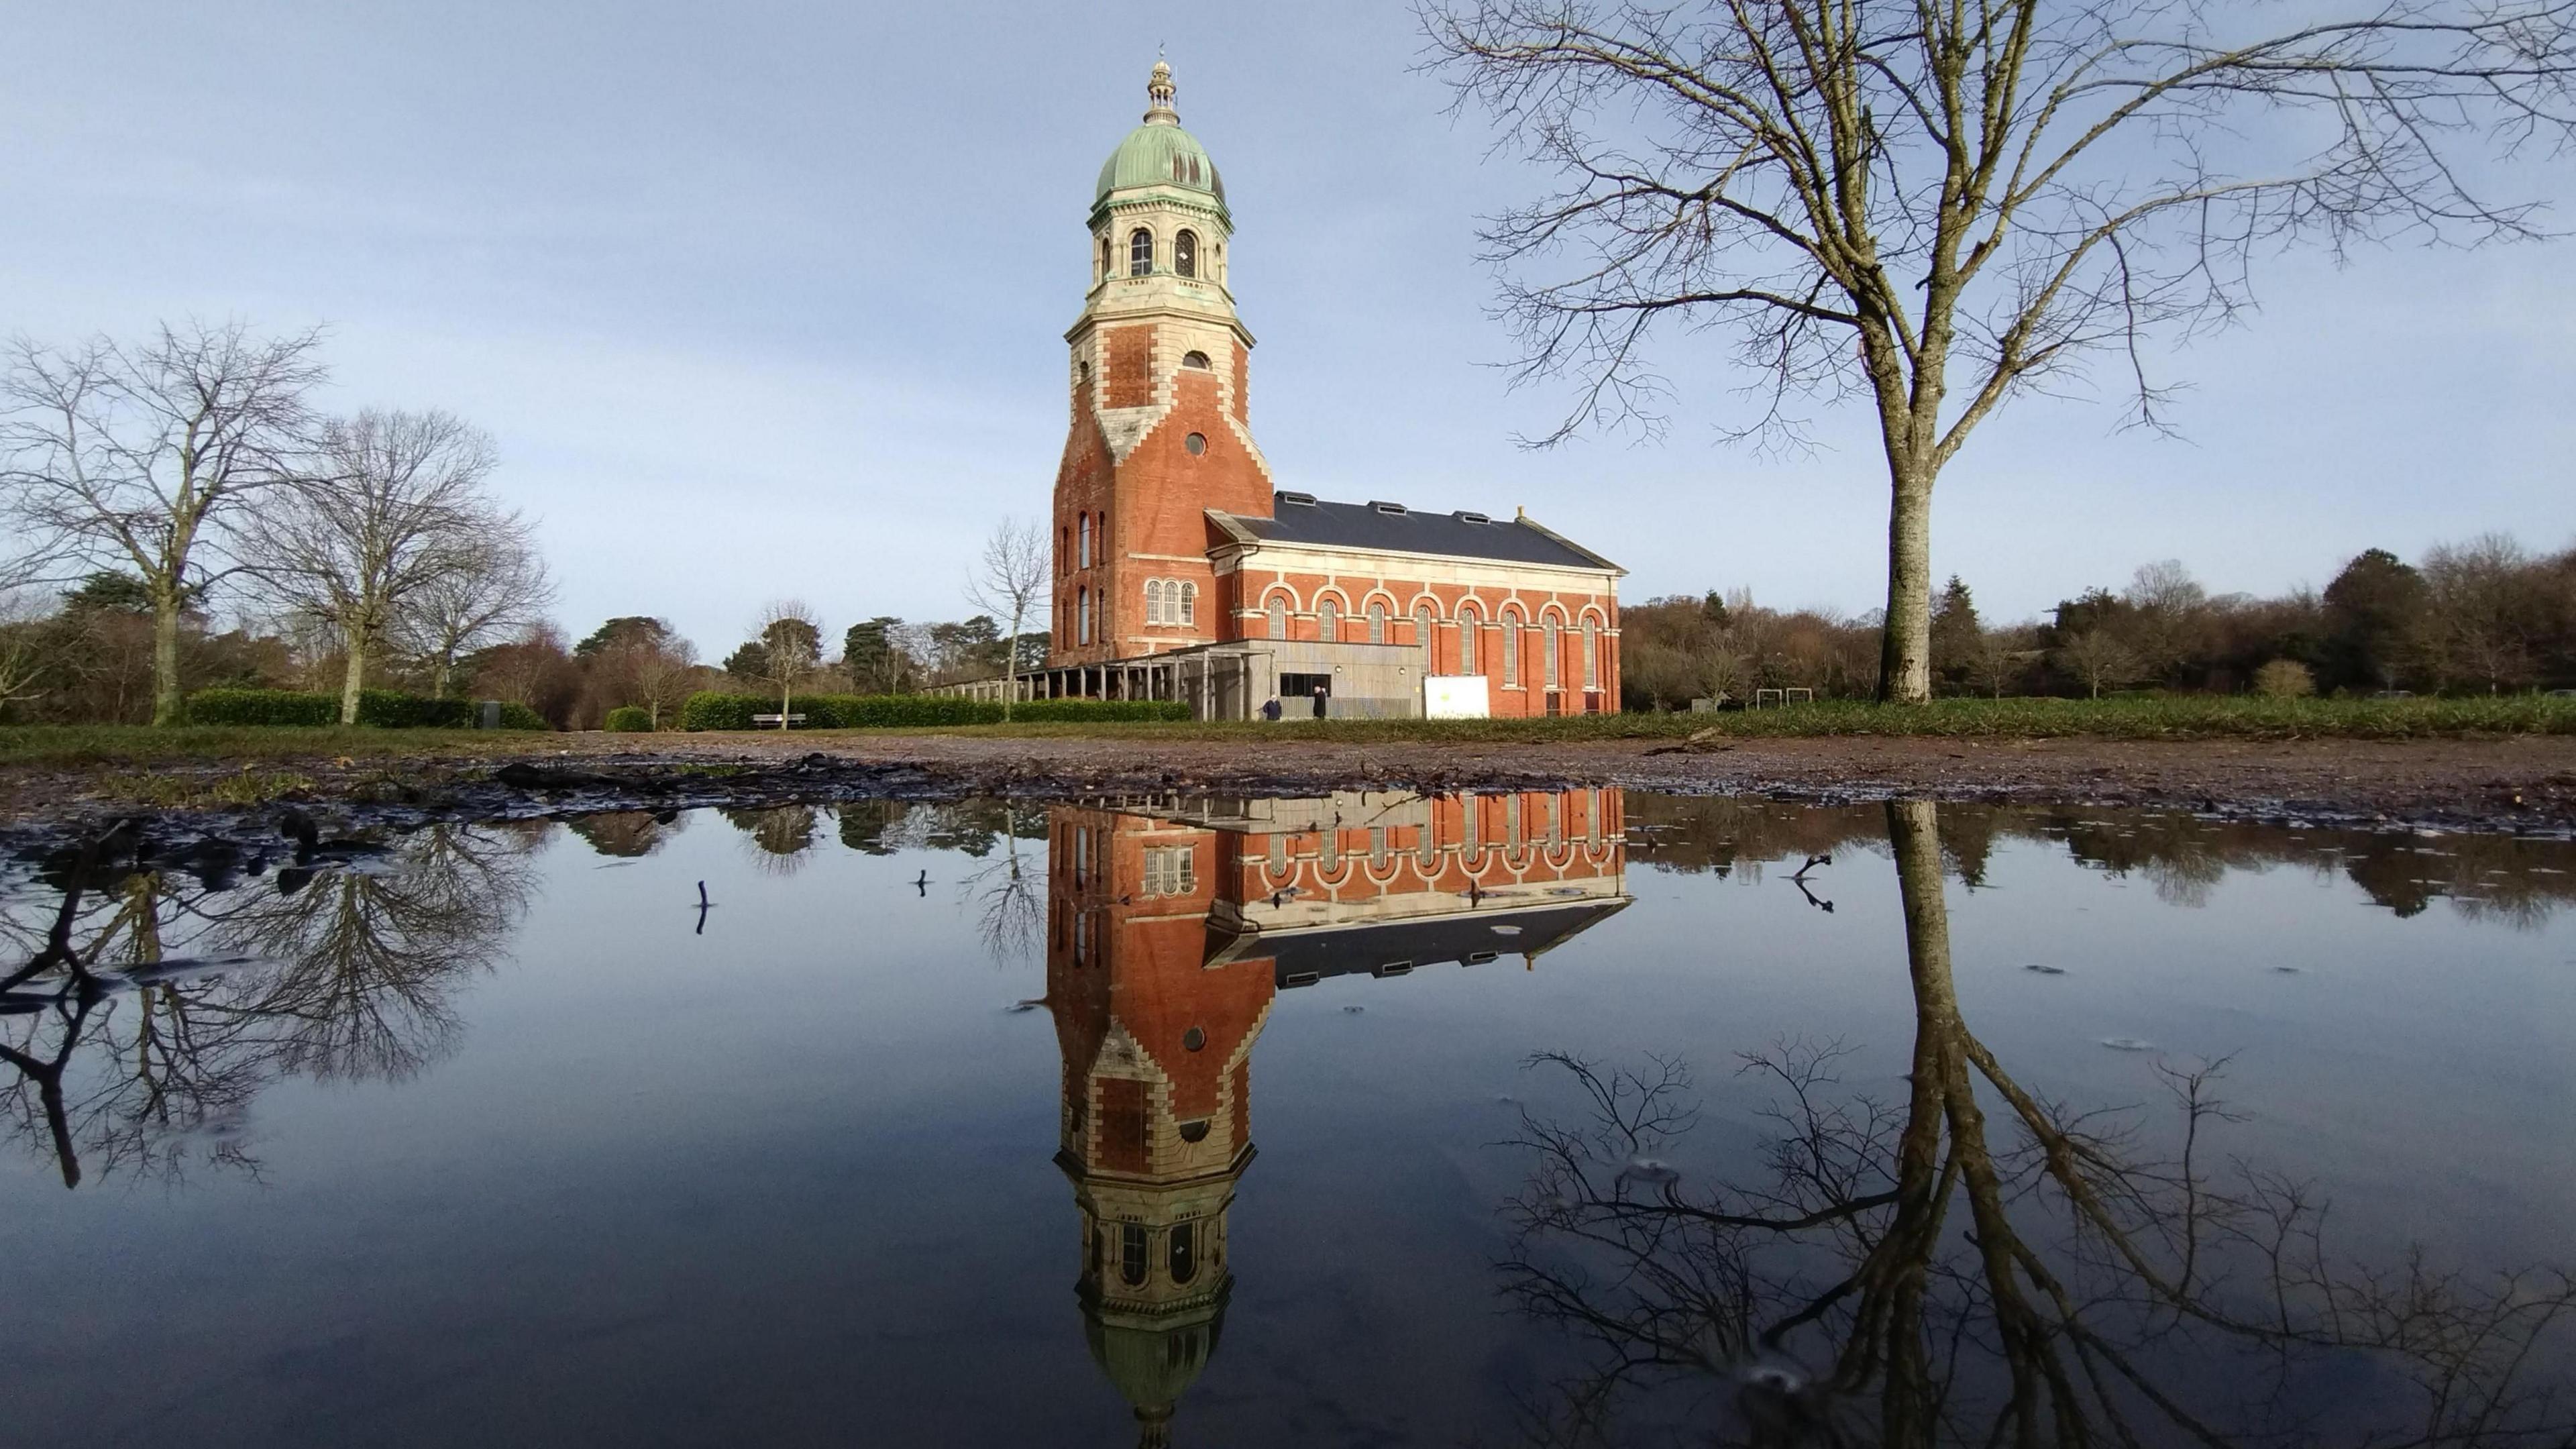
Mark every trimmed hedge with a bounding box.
[604,706,653,733]
[185,688,549,731]
[678,691,1192,731]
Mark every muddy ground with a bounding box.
[5,732,2573,862]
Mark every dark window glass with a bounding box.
[1129,229,1154,276]
[1169,1222,1198,1284]
[1121,1223,1148,1285]
[1175,230,1197,277]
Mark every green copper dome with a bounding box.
[1092,60,1230,223]
[1095,124,1227,211]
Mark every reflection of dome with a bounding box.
[1093,60,1230,221]
[1084,1286,1230,1447]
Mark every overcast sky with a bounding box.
[7,1,2571,653]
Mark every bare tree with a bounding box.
[394,506,553,698]
[2055,623,2135,698]
[1425,2,2576,703]
[2419,531,2541,692]
[753,600,823,728]
[0,321,327,723]
[963,517,1051,720]
[242,409,502,724]
[622,629,700,730]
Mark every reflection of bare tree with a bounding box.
[963,806,1046,969]
[1,822,539,1188]
[566,810,684,859]
[723,806,820,876]
[1501,800,2575,1446]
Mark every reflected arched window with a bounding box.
[1459,605,1480,674]
[1175,229,1198,278]
[1179,582,1197,627]
[1267,594,1287,639]
[1129,228,1155,276]
[1169,1221,1199,1283]
[1318,597,1339,641]
[1367,602,1388,644]
[1122,1223,1149,1285]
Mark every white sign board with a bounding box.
[1424,675,1490,719]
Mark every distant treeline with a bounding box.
[1621,534,2576,708]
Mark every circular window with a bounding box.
[1184,433,1207,455]
[1182,1026,1206,1052]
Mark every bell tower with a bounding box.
[1051,61,1273,669]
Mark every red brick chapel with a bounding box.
[1019,61,1623,720]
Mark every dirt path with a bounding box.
[7,731,2574,839]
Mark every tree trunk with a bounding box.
[150,594,184,727]
[338,623,368,725]
[1878,470,1935,704]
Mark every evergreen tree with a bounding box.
[1929,576,1983,687]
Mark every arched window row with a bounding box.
[1143,578,1199,628]
[1103,225,1228,284]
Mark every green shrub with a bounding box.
[183,688,545,730]
[676,691,1191,730]
[186,689,340,727]
[604,706,654,733]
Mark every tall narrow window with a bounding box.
[1415,605,1436,671]
[1122,1223,1149,1285]
[1097,236,1110,282]
[1502,610,1521,686]
[1175,229,1198,278]
[1267,595,1287,639]
[1583,619,1599,688]
[1544,619,1561,688]
[1145,580,1165,625]
[1078,515,1091,568]
[1179,582,1197,627]
[1459,606,1479,674]
[1169,1221,1198,1283]
[1078,587,1091,644]
[1318,598,1339,641]
[1129,228,1154,276]
[1367,603,1388,644]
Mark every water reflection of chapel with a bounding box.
[1044,789,1630,1444]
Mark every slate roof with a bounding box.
[1204,898,1631,983]
[1214,494,1620,572]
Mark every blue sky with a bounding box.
[6,1,2570,655]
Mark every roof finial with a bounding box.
[1145,56,1179,125]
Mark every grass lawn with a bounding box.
[5,694,2571,771]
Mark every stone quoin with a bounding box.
[982,60,1625,720]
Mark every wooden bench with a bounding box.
[751,712,808,727]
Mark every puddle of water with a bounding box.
[3,792,2572,1446]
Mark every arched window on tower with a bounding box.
[1175,229,1197,278]
[1267,594,1287,640]
[1181,350,1211,370]
[1097,235,1110,283]
[1169,1221,1199,1285]
[1121,1223,1149,1286]
[1129,228,1155,276]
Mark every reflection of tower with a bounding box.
[1044,790,1628,1444]
[1048,806,1272,1446]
